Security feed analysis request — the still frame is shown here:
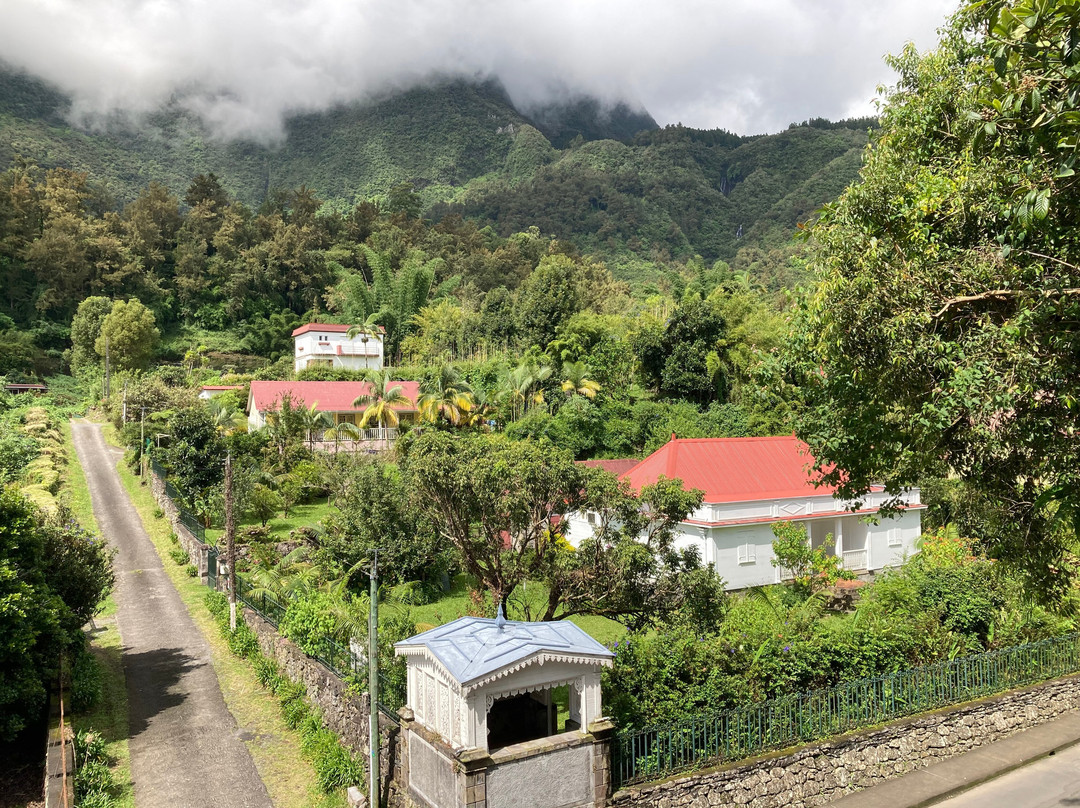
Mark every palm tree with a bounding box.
[353,370,414,431]
[418,364,474,427]
[321,420,361,454]
[464,387,498,430]
[560,361,601,400]
[297,403,333,451]
[207,398,247,434]
[500,362,552,421]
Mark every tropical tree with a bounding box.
[321,420,361,455]
[353,371,414,430]
[207,397,247,435]
[500,362,552,422]
[297,403,333,451]
[417,364,474,427]
[560,360,601,400]
[95,298,160,371]
[790,1,1080,594]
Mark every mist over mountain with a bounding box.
[0,60,871,273]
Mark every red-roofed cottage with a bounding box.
[292,322,385,373]
[247,380,420,450]
[566,436,925,590]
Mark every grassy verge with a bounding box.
[64,418,134,808]
[103,425,347,808]
[205,500,336,546]
[410,574,627,646]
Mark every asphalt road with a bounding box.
[932,741,1080,808]
[72,420,272,808]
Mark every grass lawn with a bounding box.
[205,500,337,546]
[102,424,347,808]
[64,418,134,808]
[409,574,627,647]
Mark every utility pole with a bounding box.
[104,336,110,400]
[225,453,237,631]
[140,406,147,478]
[122,379,128,422]
[368,549,379,808]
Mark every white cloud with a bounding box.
[0,0,957,141]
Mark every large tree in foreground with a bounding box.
[405,432,724,629]
[792,1,1080,593]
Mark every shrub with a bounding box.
[169,547,189,565]
[69,646,103,713]
[185,564,198,577]
[280,592,339,657]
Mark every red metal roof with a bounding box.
[619,436,837,504]
[577,458,641,476]
[291,322,385,336]
[249,380,419,413]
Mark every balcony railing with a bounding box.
[842,548,868,570]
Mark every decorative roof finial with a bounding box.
[495,602,507,629]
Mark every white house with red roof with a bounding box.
[292,322,384,373]
[247,380,420,449]
[566,436,925,591]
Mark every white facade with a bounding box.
[293,326,384,373]
[565,488,924,591]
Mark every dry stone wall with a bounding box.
[611,673,1080,808]
[242,607,402,788]
[148,469,209,579]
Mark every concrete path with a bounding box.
[933,740,1080,808]
[72,420,273,808]
[829,710,1080,808]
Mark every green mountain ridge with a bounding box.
[0,63,870,269]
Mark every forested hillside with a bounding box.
[0,63,870,272]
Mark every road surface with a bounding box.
[933,741,1080,808]
[72,420,273,808]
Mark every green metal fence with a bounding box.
[233,574,407,720]
[148,457,206,542]
[613,632,1080,788]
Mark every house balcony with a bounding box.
[310,427,400,452]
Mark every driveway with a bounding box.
[71,420,273,808]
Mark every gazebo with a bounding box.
[394,608,615,808]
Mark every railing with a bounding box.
[313,427,400,444]
[613,632,1080,788]
[149,456,206,541]
[233,574,405,720]
[841,548,868,570]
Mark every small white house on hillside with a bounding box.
[292,322,384,373]
[565,436,925,591]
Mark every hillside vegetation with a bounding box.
[0,64,870,270]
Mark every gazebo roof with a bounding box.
[395,612,613,690]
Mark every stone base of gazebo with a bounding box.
[398,707,615,808]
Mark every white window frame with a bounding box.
[737,542,756,565]
[887,527,902,547]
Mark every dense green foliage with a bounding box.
[792,0,1080,594]
[0,64,869,282]
[605,531,1075,730]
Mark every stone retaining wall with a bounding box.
[611,673,1080,808]
[148,468,209,580]
[243,606,404,801]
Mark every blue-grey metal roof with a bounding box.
[395,614,614,687]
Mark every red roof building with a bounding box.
[566,435,925,590]
[249,384,421,432]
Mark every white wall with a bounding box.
[565,496,924,591]
[293,330,384,373]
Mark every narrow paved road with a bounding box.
[932,742,1080,808]
[72,420,273,808]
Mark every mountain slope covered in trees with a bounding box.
[0,63,870,271]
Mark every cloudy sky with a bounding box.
[1,0,957,142]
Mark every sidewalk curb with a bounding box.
[828,711,1080,808]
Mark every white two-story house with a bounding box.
[565,436,925,591]
[293,322,385,373]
